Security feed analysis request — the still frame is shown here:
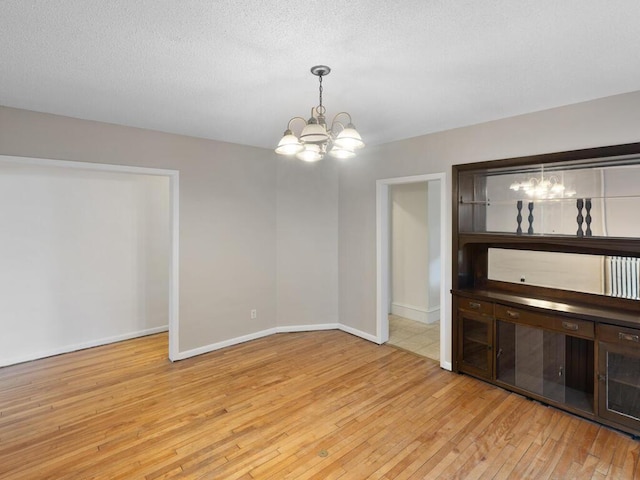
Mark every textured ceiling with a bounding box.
[2,1,640,149]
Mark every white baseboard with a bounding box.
[426,308,440,324]
[2,323,445,370]
[338,324,382,344]
[277,323,380,345]
[391,303,440,324]
[0,325,169,367]
[172,327,278,361]
[276,323,339,333]
[173,323,382,361]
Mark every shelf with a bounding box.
[460,194,640,206]
[458,232,640,250]
[566,387,594,413]
[464,332,488,345]
[462,349,487,371]
[608,376,640,389]
[606,381,640,420]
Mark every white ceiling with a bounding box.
[2,1,640,149]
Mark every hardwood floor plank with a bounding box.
[0,331,637,479]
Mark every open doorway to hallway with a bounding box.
[385,180,441,361]
[376,172,449,369]
[388,314,440,361]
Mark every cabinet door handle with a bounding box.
[562,321,579,331]
[619,332,639,343]
[468,302,481,310]
[506,310,520,319]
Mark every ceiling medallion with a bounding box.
[275,65,364,162]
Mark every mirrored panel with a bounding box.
[488,248,640,301]
[459,155,640,237]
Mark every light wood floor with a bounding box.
[1,332,638,479]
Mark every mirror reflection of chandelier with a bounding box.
[274,65,364,162]
[509,175,576,199]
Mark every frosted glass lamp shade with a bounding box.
[328,146,356,159]
[300,121,329,143]
[334,124,364,150]
[275,131,304,155]
[296,144,322,162]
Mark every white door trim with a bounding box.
[376,172,451,370]
[0,155,180,362]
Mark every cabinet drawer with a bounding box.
[599,324,640,348]
[458,298,493,316]
[495,305,594,339]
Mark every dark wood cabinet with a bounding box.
[452,143,640,437]
[598,324,640,432]
[458,309,493,379]
[494,316,594,414]
[456,296,494,379]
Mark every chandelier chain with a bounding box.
[318,75,323,110]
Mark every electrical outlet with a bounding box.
[250,309,257,319]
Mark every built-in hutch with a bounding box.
[452,143,640,437]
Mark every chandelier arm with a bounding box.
[329,112,353,132]
[329,121,346,138]
[287,116,308,135]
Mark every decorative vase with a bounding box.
[516,200,523,235]
[585,198,592,237]
[576,198,584,237]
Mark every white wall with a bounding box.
[390,182,430,322]
[338,90,640,369]
[0,160,169,365]
[427,179,441,317]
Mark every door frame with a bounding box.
[376,172,451,370]
[0,155,180,361]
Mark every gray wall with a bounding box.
[276,156,339,327]
[338,90,640,366]
[0,105,340,357]
[0,106,280,354]
[2,89,640,363]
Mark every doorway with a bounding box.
[0,155,179,365]
[376,173,450,370]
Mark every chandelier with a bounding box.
[275,65,364,162]
[509,175,576,199]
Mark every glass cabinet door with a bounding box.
[496,320,594,413]
[459,311,493,379]
[598,331,640,431]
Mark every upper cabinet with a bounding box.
[457,148,640,239]
[453,142,640,305]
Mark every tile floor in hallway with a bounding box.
[387,314,440,361]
